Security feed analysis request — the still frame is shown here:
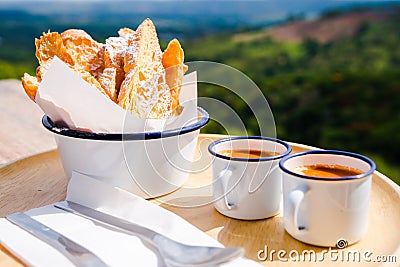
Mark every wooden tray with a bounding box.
[1,134,399,266]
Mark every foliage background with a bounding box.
[0,2,399,183]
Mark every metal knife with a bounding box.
[6,212,108,267]
[54,201,159,240]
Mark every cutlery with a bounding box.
[55,201,244,267]
[6,212,108,267]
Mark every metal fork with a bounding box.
[55,201,244,267]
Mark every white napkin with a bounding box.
[0,172,261,267]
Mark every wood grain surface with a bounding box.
[0,80,56,167]
[0,134,399,267]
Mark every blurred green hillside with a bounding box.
[0,8,399,183]
[185,9,400,183]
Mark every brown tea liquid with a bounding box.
[292,164,363,178]
[218,149,279,159]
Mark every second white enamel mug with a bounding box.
[208,136,292,220]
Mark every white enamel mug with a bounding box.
[279,150,376,247]
[208,136,292,220]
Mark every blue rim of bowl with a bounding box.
[42,107,209,141]
[279,150,376,181]
[208,136,292,162]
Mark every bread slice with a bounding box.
[26,30,112,101]
[35,31,75,81]
[21,73,40,101]
[100,37,127,101]
[162,39,187,113]
[118,27,136,39]
[61,29,104,76]
[118,18,172,118]
[21,31,73,101]
[97,67,118,101]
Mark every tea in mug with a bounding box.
[292,164,363,178]
[218,149,279,159]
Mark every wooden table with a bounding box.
[1,80,400,266]
[0,80,56,167]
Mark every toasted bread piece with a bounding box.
[35,31,74,66]
[118,27,136,39]
[97,67,118,101]
[61,29,104,76]
[122,35,139,75]
[135,60,171,118]
[36,65,46,82]
[104,37,126,69]
[35,31,75,81]
[103,36,126,96]
[118,18,172,118]
[118,27,138,74]
[21,73,40,101]
[162,39,187,112]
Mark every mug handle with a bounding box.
[288,185,309,234]
[217,169,238,210]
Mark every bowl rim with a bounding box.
[42,107,209,141]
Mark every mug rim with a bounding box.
[42,106,209,141]
[208,136,292,162]
[279,149,376,181]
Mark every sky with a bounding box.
[0,0,397,26]
[1,0,398,2]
